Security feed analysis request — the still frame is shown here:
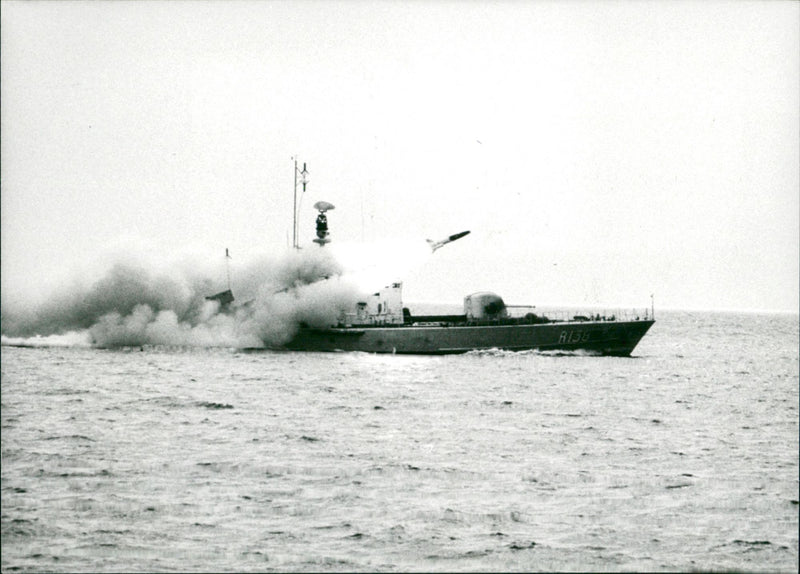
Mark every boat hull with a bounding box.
[281,319,655,356]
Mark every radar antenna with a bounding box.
[313,201,335,246]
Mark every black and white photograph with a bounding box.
[1,1,797,571]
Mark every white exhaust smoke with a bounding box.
[1,247,360,349]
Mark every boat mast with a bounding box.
[225,248,231,291]
[292,158,297,248]
[292,157,309,249]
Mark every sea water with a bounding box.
[1,310,798,572]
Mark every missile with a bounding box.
[426,230,471,252]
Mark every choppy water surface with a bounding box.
[2,310,798,572]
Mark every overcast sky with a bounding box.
[2,0,798,313]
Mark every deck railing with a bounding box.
[505,307,652,322]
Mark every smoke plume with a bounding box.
[1,248,361,348]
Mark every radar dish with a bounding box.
[313,201,335,212]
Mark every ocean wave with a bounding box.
[1,331,91,348]
[465,347,602,358]
[196,401,234,410]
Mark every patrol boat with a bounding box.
[283,280,654,356]
[207,202,653,356]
